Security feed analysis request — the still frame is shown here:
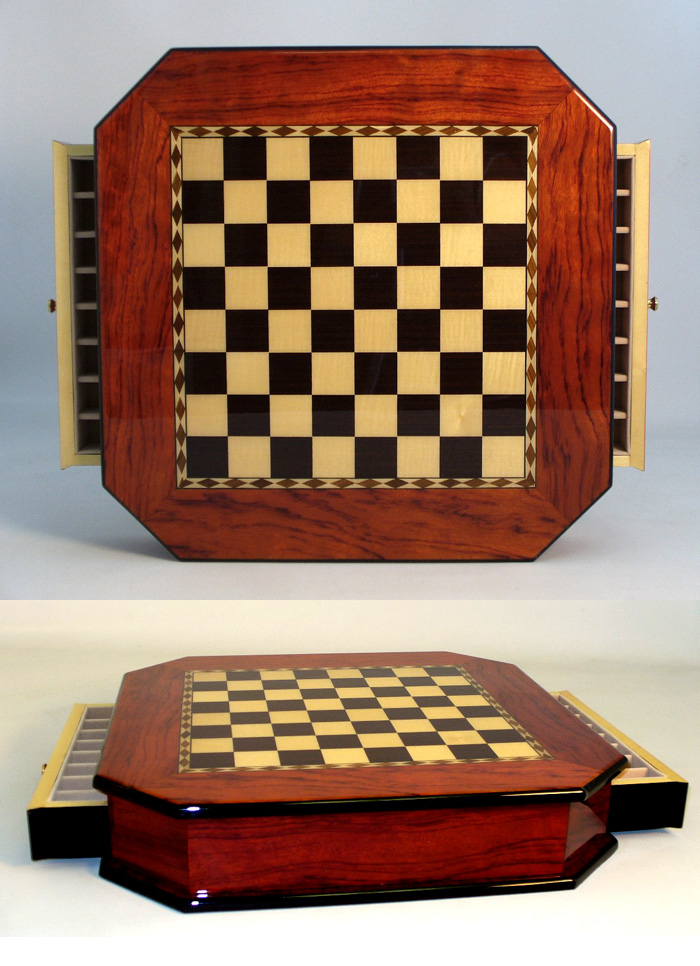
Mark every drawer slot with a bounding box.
[53,143,101,467]
[614,142,651,470]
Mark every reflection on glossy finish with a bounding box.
[94,652,625,911]
[97,47,613,560]
[101,831,618,912]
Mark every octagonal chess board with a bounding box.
[97,48,614,560]
[93,652,626,911]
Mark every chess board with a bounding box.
[94,651,627,911]
[98,47,615,560]
[171,125,537,489]
[180,664,549,772]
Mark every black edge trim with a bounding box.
[581,758,628,800]
[92,772,584,819]
[99,854,609,915]
[94,45,610,564]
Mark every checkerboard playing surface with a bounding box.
[179,664,550,772]
[171,125,537,489]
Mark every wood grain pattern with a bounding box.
[95,653,626,810]
[537,90,615,522]
[137,47,574,126]
[97,48,614,560]
[97,652,622,908]
[106,795,572,900]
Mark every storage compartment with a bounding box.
[27,704,112,859]
[53,143,101,467]
[613,143,651,469]
[553,691,686,831]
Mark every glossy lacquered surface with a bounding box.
[95,652,625,812]
[95,652,624,910]
[97,48,615,560]
[99,795,617,911]
[100,833,618,913]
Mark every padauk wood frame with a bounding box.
[94,652,625,909]
[96,47,615,560]
[94,652,625,812]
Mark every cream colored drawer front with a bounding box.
[614,142,651,470]
[53,142,100,467]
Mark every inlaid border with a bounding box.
[178,664,552,773]
[171,124,538,491]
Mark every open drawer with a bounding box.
[614,141,652,470]
[52,143,100,468]
[27,703,112,859]
[552,690,687,832]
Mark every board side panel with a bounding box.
[105,797,571,901]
